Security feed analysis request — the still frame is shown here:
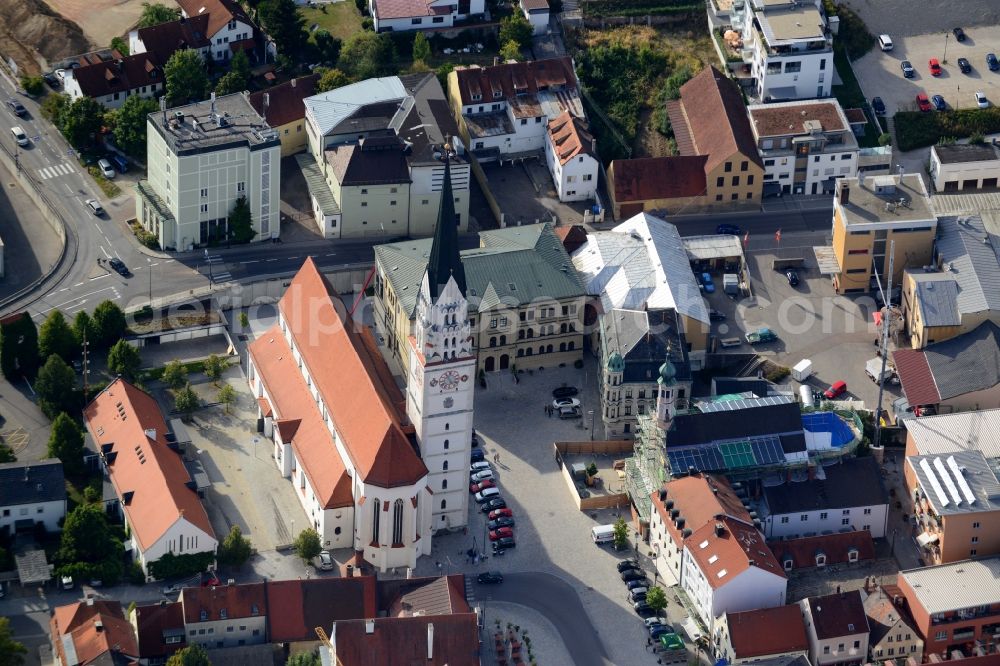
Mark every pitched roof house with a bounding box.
[717,605,810,665]
[768,531,876,571]
[51,599,139,666]
[325,614,481,665]
[248,75,319,156]
[799,591,870,665]
[130,14,212,65]
[864,584,924,663]
[0,459,66,533]
[62,53,164,109]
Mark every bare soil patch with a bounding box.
[0,0,90,74]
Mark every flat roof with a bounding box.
[901,557,1000,614]
[683,234,744,261]
[748,99,850,138]
[760,6,826,42]
[150,92,279,155]
[835,174,934,227]
[933,143,1000,165]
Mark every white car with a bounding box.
[552,397,581,410]
[86,198,105,216]
[470,461,492,473]
[474,487,501,503]
[471,469,494,483]
[977,90,990,108]
[10,126,28,147]
[98,158,115,179]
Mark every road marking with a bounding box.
[73,282,84,287]
[37,162,73,180]
[63,183,73,194]
[100,246,112,258]
[243,260,259,264]
[37,286,120,315]
[150,262,159,266]
[266,258,277,262]
[88,273,110,281]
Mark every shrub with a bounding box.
[147,551,216,580]
[822,0,874,60]
[765,366,790,383]
[20,75,44,95]
[894,108,1000,151]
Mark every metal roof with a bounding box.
[912,278,961,327]
[697,394,794,413]
[763,456,888,514]
[907,449,1000,516]
[934,215,1000,314]
[906,408,1000,460]
[304,77,407,137]
[295,154,340,216]
[901,557,1000,614]
[683,234,745,261]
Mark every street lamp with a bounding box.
[205,249,214,286]
[943,32,950,63]
[588,409,597,440]
[147,257,152,304]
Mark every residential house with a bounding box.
[903,410,1000,564]
[0,459,66,534]
[607,67,764,218]
[747,99,859,196]
[248,75,319,157]
[761,457,889,539]
[374,221,586,375]
[715,605,810,665]
[799,591,870,666]
[544,111,599,202]
[520,0,550,35]
[175,0,258,63]
[51,599,139,666]
[680,515,787,631]
[135,92,281,250]
[128,14,212,65]
[84,378,217,578]
[830,174,935,294]
[448,57,582,160]
[324,615,481,665]
[768,531,876,573]
[930,143,1000,192]
[62,54,164,109]
[864,584,924,663]
[900,215,1000,349]
[180,583,267,650]
[265,577,378,649]
[369,0,484,33]
[303,73,470,239]
[897,557,1000,659]
[132,600,186,664]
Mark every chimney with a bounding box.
[493,56,500,66]
[427,623,434,660]
[715,522,725,537]
[144,428,156,441]
[839,183,850,206]
[263,92,270,119]
[365,620,375,634]
[210,91,217,117]
[331,623,337,659]
[94,620,104,632]
[86,597,94,606]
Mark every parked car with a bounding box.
[98,158,116,179]
[482,498,507,513]
[317,550,334,570]
[708,309,726,322]
[471,469,494,483]
[621,570,648,583]
[488,517,515,531]
[61,576,74,590]
[916,93,932,112]
[470,479,496,494]
[929,58,942,76]
[700,272,715,293]
[958,57,972,74]
[617,560,641,573]
[871,97,886,115]
[988,53,999,71]
[645,617,667,629]
[823,380,847,400]
[6,99,25,116]
[474,487,501,503]
[42,72,60,88]
[716,223,740,235]
[557,406,581,419]
[878,34,893,51]
[953,27,966,42]
[110,154,129,173]
[489,527,514,541]
[108,257,129,277]
[494,536,516,550]
[477,571,504,584]
[552,397,581,410]
[932,94,947,111]
[470,448,485,463]
[489,507,513,520]
[650,625,672,639]
[976,90,990,108]
[552,385,579,399]
[785,269,799,287]
[630,589,648,603]
[470,461,492,473]
[86,198,105,216]
[626,579,648,590]
[634,601,655,617]
[900,60,915,78]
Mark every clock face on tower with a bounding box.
[437,369,461,391]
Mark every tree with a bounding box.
[110,36,130,56]
[166,645,211,666]
[215,50,250,95]
[338,32,397,81]
[58,504,120,566]
[313,31,342,66]
[0,313,40,380]
[612,516,629,551]
[35,355,77,419]
[227,196,256,244]
[499,14,532,50]
[317,68,350,93]
[645,585,667,613]
[20,75,44,96]
[293,528,322,563]
[257,0,307,59]
[499,40,521,62]
[217,384,236,413]
[162,359,188,390]
[286,652,321,666]
[40,93,70,125]
[0,617,27,666]
[412,32,431,63]
[0,444,14,463]
[239,312,250,329]
[218,525,252,567]
[165,49,209,107]
[92,300,127,350]
[174,383,201,421]
[107,339,142,382]
[112,94,158,157]
[39,311,78,362]
[138,2,180,28]
[660,65,693,101]
[204,354,231,383]
[60,97,105,150]
[47,413,86,477]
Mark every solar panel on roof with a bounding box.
[697,395,794,413]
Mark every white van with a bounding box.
[591,524,615,544]
[878,34,893,51]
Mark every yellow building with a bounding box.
[248,75,319,157]
[830,174,935,294]
[373,222,586,375]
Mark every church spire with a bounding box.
[425,145,466,299]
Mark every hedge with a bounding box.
[582,1,700,17]
[895,108,1000,152]
[822,0,874,60]
[147,551,216,581]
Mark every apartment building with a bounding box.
[830,174,935,294]
[716,605,809,665]
[136,92,281,250]
[62,53,164,109]
[800,591,870,666]
[747,99,858,196]
[180,583,267,649]
[864,584,925,663]
[369,0,484,33]
[0,459,65,534]
[930,143,1000,192]
[544,111,599,202]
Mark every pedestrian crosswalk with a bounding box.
[37,162,74,180]
[206,254,232,283]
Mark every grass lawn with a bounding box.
[300,4,364,44]
[87,167,122,198]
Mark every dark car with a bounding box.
[494,536,516,550]
[552,385,579,399]
[488,517,515,531]
[708,309,726,322]
[785,269,799,287]
[470,448,485,462]
[953,27,966,42]
[932,94,947,111]
[988,53,1000,71]
[626,579,648,590]
[958,57,972,74]
[109,258,130,277]
[6,99,25,116]
[871,97,886,115]
[716,223,740,235]
[481,497,507,513]
[42,72,60,88]
[617,559,641,573]
[650,625,672,638]
[900,60,915,78]
[621,570,648,583]
[477,571,504,584]
[634,602,655,617]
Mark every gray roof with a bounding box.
[375,222,584,317]
[150,92,278,155]
[907,449,1000,516]
[836,174,934,227]
[683,234,744,261]
[304,77,407,137]
[599,309,691,385]
[295,154,340,216]
[933,215,1000,314]
[906,408,1000,460]
[922,320,1000,400]
[763,457,888,514]
[933,143,1000,165]
[0,459,66,507]
[912,278,960,327]
[14,549,51,585]
[900,556,1000,615]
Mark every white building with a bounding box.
[136,92,281,251]
[83,379,217,578]
[800,591,870,666]
[520,0,550,35]
[748,99,859,196]
[544,111,599,202]
[762,457,890,539]
[929,142,1000,192]
[62,54,164,109]
[0,459,66,533]
[176,0,257,63]
[716,606,810,666]
[128,14,212,66]
[369,0,484,33]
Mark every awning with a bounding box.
[917,532,939,547]
[257,397,273,418]
[813,246,842,275]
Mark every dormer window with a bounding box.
[200,610,208,621]
[493,90,502,98]
[220,609,227,619]
[471,93,482,101]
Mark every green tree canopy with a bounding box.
[0,616,27,666]
[645,585,667,613]
[0,313,40,380]
[73,311,96,346]
[499,14,532,49]
[612,516,629,551]
[112,94,158,158]
[317,68,350,93]
[293,528,322,563]
[204,354,232,383]
[338,32,397,81]
[258,0,307,58]
[39,310,78,362]
[313,30,342,66]
[217,383,236,413]
[215,49,250,95]
[107,339,142,382]
[162,359,188,390]
[40,93,70,125]
[165,49,209,107]
[138,2,180,28]
[60,97,106,150]
[0,444,15,463]
[35,355,77,419]
[174,383,201,421]
[412,32,431,63]
[166,645,211,666]
[20,75,44,96]
[92,300,127,350]
[110,36,130,56]
[58,504,119,565]
[218,525,252,566]
[227,196,256,244]
[47,413,86,477]
[499,40,521,62]
[286,651,321,666]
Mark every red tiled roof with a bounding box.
[388,574,470,617]
[181,582,265,624]
[725,605,809,658]
[665,99,696,156]
[892,348,941,406]
[610,156,708,203]
[266,577,378,642]
[547,110,595,165]
[686,516,784,590]
[678,66,763,173]
[651,474,751,551]
[768,531,875,570]
[83,379,214,551]
[51,600,139,666]
[248,75,319,128]
[136,15,211,65]
[175,0,253,38]
[332,614,480,666]
[865,584,921,647]
[70,54,162,98]
[256,396,272,418]
[453,57,577,106]
[134,600,185,659]
[554,224,588,254]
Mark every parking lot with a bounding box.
[479,161,592,227]
[854,26,1000,115]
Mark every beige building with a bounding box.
[864,584,924,663]
[374,222,586,375]
[799,591,870,666]
[830,174,935,294]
